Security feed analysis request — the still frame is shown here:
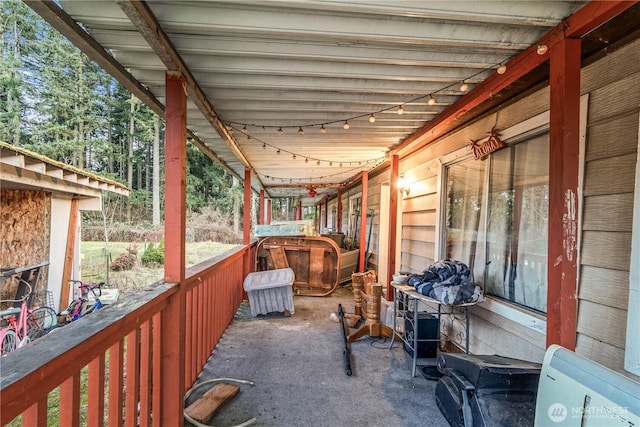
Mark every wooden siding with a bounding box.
[577,37,640,379]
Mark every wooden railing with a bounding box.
[0,245,249,426]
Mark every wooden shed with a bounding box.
[0,142,129,311]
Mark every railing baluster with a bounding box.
[88,354,106,426]
[125,329,141,427]
[108,340,124,426]
[139,320,152,427]
[22,397,47,427]
[59,373,80,427]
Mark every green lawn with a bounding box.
[80,241,238,294]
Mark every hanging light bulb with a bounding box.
[369,114,376,123]
[298,126,304,135]
[262,143,266,149]
[397,105,404,115]
[277,127,283,135]
[343,120,350,130]
[427,95,436,105]
[292,154,296,160]
[241,125,248,133]
[305,157,309,163]
[330,162,333,166]
[276,149,281,155]
[536,44,548,55]
[497,64,507,75]
[320,124,326,133]
[339,163,343,167]
[460,81,469,92]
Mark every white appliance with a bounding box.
[535,344,640,426]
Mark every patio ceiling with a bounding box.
[27,1,606,205]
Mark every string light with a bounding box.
[276,149,280,155]
[460,81,469,92]
[369,114,376,123]
[343,120,350,130]
[320,124,326,133]
[427,95,436,105]
[292,154,296,160]
[262,142,266,149]
[397,105,404,115]
[536,44,548,55]
[298,127,304,135]
[242,125,248,133]
[497,64,507,74]
[305,157,309,163]
[277,127,283,135]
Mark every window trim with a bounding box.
[624,114,640,376]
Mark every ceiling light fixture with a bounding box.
[369,114,376,123]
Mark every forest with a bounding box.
[0,0,255,238]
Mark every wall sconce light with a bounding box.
[398,175,410,197]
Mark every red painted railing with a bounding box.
[0,245,249,426]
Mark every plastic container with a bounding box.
[243,268,295,316]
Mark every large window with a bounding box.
[444,132,549,313]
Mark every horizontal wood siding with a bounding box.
[577,37,639,379]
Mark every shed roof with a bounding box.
[0,141,130,198]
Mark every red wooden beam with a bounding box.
[547,38,581,350]
[267,199,272,224]
[358,171,369,272]
[386,155,400,300]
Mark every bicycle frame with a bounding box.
[0,282,45,355]
[60,280,108,323]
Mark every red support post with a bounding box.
[259,189,265,225]
[243,168,252,245]
[547,38,581,351]
[267,199,272,224]
[358,171,369,272]
[162,71,187,426]
[337,189,343,232]
[324,198,329,230]
[387,155,400,299]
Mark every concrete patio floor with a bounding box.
[187,284,449,427]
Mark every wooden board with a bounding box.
[185,382,240,423]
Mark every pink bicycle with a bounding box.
[0,280,58,355]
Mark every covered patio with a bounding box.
[2,1,640,426]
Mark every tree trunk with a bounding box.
[127,94,135,222]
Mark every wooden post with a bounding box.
[547,38,580,350]
[259,189,265,225]
[243,168,251,245]
[60,198,79,310]
[162,71,187,426]
[387,155,399,300]
[267,199,272,224]
[358,171,369,272]
[337,189,343,232]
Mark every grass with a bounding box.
[80,241,237,294]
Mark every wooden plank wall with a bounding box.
[0,189,51,301]
[577,37,640,381]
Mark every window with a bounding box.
[444,131,549,313]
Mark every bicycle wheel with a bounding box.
[1,329,17,355]
[27,307,59,340]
